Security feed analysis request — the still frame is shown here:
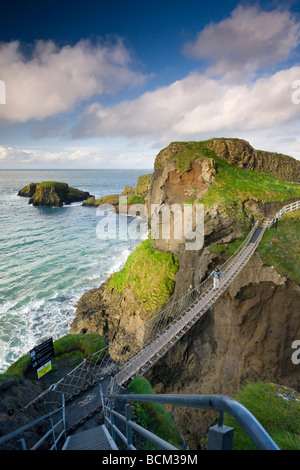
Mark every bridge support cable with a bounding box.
[29,200,298,408]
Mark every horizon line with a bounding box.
[0,168,153,171]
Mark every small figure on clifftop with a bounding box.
[209,267,225,290]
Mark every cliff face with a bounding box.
[146,253,300,449]
[207,138,300,182]
[70,138,300,448]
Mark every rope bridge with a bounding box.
[33,200,298,408]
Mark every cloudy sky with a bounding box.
[1,0,300,169]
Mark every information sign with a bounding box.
[30,338,54,371]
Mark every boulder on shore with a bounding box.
[18,181,91,207]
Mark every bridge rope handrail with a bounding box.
[41,219,260,406]
[24,199,299,408]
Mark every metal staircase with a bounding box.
[62,424,118,450]
[0,384,280,450]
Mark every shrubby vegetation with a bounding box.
[128,376,182,449]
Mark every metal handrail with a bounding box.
[103,404,178,450]
[0,395,66,450]
[99,380,179,450]
[103,392,280,450]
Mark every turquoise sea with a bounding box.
[0,169,150,372]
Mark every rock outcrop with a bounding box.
[145,252,300,449]
[82,173,152,210]
[18,182,91,207]
[207,138,300,182]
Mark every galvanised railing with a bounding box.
[0,395,66,450]
[100,386,280,450]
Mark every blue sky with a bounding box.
[1,0,300,169]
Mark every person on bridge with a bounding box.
[209,267,225,290]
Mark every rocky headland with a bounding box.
[18,181,91,207]
[69,138,300,448]
[207,138,300,181]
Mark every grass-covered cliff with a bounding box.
[71,138,300,346]
[154,139,300,208]
[224,382,300,450]
[83,173,152,208]
[258,211,300,284]
[155,138,300,182]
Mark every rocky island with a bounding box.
[18,181,91,207]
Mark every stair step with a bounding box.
[62,425,118,451]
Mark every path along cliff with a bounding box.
[69,138,300,448]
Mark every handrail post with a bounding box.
[49,418,56,450]
[125,404,133,450]
[207,416,234,450]
[218,410,224,427]
[62,394,66,441]
[109,398,116,442]
[99,380,105,412]
[17,436,27,450]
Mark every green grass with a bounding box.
[53,333,106,357]
[94,194,120,205]
[3,334,106,377]
[201,155,300,209]
[135,174,152,196]
[127,195,145,204]
[158,140,216,172]
[224,382,300,450]
[156,141,300,211]
[128,376,182,449]
[108,238,179,313]
[40,181,69,189]
[211,237,246,257]
[258,210,300,284]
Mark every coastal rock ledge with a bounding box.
[18,182,91,207]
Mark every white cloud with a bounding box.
[71,67,300,146]
[183,5,300,75]
[0,38,147,123]
[68,5,300,161]
[2,5,300,167]
[0,142,155,169]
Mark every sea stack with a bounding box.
[18,181,92,207]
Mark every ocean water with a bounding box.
[0,169,150,373]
